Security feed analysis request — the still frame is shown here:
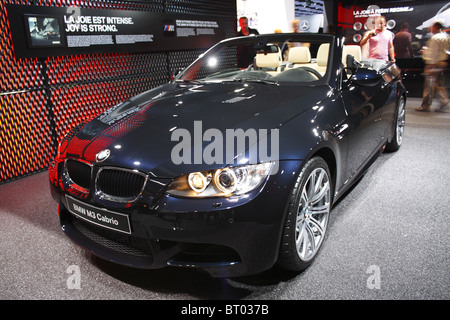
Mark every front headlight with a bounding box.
[166,162,274,198]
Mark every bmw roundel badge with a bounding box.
[96,149,110,162]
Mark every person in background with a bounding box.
[288,19,309,49]
[360,16,395,62]
[326,24,337,34]
[394,22,413,58]
[238,16,259,36]
[237,17,259,67]
[292,19,300,33]
[416,21,449,112]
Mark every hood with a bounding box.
[65,82,331,177]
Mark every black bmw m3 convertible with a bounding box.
[49,33,406,277]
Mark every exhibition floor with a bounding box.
[0,97,449,300]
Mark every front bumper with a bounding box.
[51,160,302,277]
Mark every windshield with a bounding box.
[176,34,334,85]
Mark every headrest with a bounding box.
[255,49,282,68]
[317,43,330,67]
[288,46,311,64]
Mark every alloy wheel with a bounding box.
[396,97,406,146]
[295,167,330,261]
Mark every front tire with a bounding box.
[278,157,332,272]
[386,95,405,152]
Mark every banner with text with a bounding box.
[7,4,226,58]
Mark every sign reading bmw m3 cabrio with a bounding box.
[66,195,131,234]
[6,4,226,58]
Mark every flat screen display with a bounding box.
[24,14,64,48]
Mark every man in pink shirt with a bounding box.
[360,16,395,62]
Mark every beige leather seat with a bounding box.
[309,43,329,75]
[287,46,311,67]
[255,48,282,73]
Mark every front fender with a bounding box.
[276,94,349,199]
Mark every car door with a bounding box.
[340,66,391,180]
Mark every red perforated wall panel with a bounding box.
[0,0,237,184]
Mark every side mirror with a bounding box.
[343,54,362,86]
[346,54,362,72]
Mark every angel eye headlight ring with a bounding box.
[188,172,210,193]
[166,162,274,198]
[214,168,237,194]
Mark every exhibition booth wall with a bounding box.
[0,0,236,184]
